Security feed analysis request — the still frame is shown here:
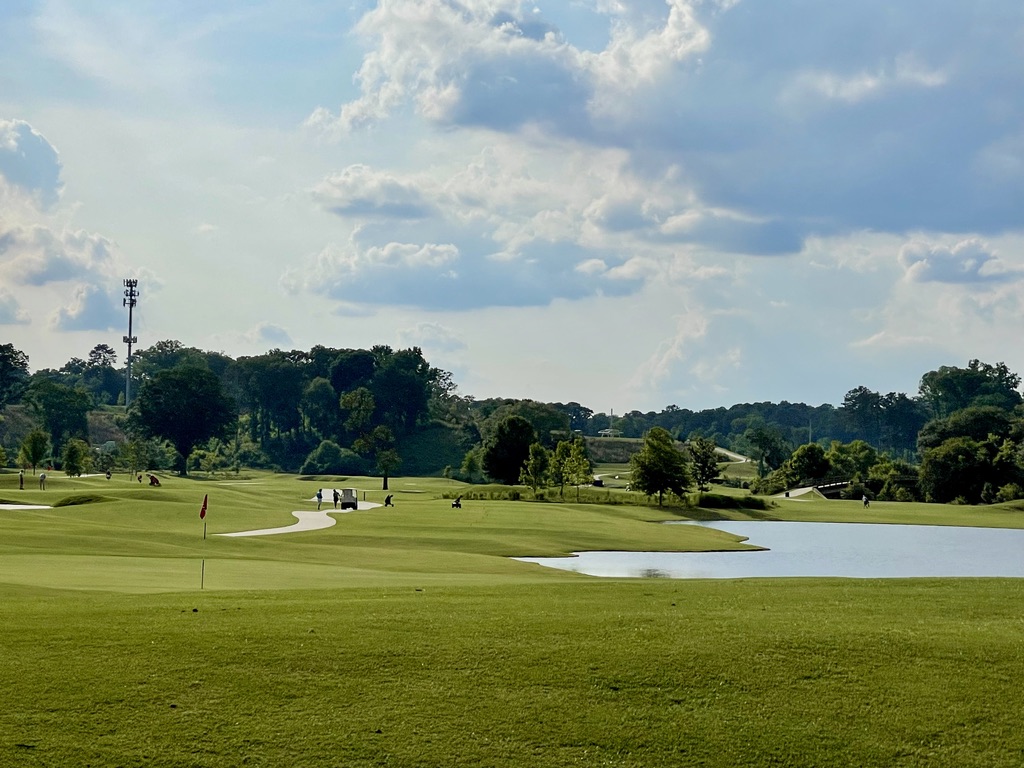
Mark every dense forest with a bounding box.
[1,340,1023,505]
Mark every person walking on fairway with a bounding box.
[316,488,323,510]
[19,469,24,490]
[39,471,46,490]
[333,489,339,509]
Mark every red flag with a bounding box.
[200,494,208,520]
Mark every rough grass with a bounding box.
[2,469,1024,766]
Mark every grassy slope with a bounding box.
[2,469,1024,767]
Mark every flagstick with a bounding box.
[203,521,207,540]
[201,559,205,590]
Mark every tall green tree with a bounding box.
[300,377,341,440]
[919,360,1023,417]
[825,440,878,480]
[917,406,1013,451]
[0,343,30,409]
[629,427,691,506]
[352,425,398,489]
[132,366,237,475]
[841,386,882,445]
[919,437,990,503]
[18,429,50,473]
[688,435,721,491]
[25,379,91,456]
[482,415,537,485]
[787,442,831,483]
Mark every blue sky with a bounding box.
[2,0,1023,413]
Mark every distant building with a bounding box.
[597,428,623,438]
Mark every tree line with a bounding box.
[1,339,1023,504]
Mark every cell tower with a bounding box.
[123,279,139,406]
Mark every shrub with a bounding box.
[695,492,773,511]
[996,483,1024,503]
[299,441,367,475]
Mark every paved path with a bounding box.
[218,500,382,538]
[0,503,51,510]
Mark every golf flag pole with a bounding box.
[199,494,209,589]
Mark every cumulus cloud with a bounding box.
[0,119,63,209]
[0,224,114,285]
[311,0,1024,242]
[0,288,30,325]
[313,165,435,219]
[284,230,638,310]
[898,238,1022,284]
[49,283,124,331]
[397,322,467,353]
[249,322,293,346]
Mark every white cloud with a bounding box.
[898,238,1022,284]
[0,119,63,209]
[0,288,30,325]
[49,283,123,331]
[784,56,946,106]
[397,322,467,353]
[250,322,293,346]
[0,224,114,286]
[313,164,434,219]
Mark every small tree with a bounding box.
[61,438,91,477]
[459,449,482,483]
[520,442,551,494]
[549,440,573,498]
[375,448,402,491]
[629,427,691,506]
[18,429,50,474]
[688,435,721,491]
[563,439,592,502]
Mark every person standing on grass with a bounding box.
[19,469,24,490]
[39,471,46,490]
[333,489,339,509]
[316,488,323,510]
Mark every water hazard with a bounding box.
[514,521,1024,579]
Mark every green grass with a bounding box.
[2,469,1024,766]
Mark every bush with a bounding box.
[299,441,367,475]
[694,492,773,511]
[749,474,788,496]
[996,483,1024,503]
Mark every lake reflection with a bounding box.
[514,521,1024,579]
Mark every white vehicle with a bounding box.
[339,488,358,510]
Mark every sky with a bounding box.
[1,0,1023,414]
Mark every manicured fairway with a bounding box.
[1,470,1023,766]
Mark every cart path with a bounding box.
[218,500,382,537]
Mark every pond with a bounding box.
[514,521,1024,579]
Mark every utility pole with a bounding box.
[123,279,139,406]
